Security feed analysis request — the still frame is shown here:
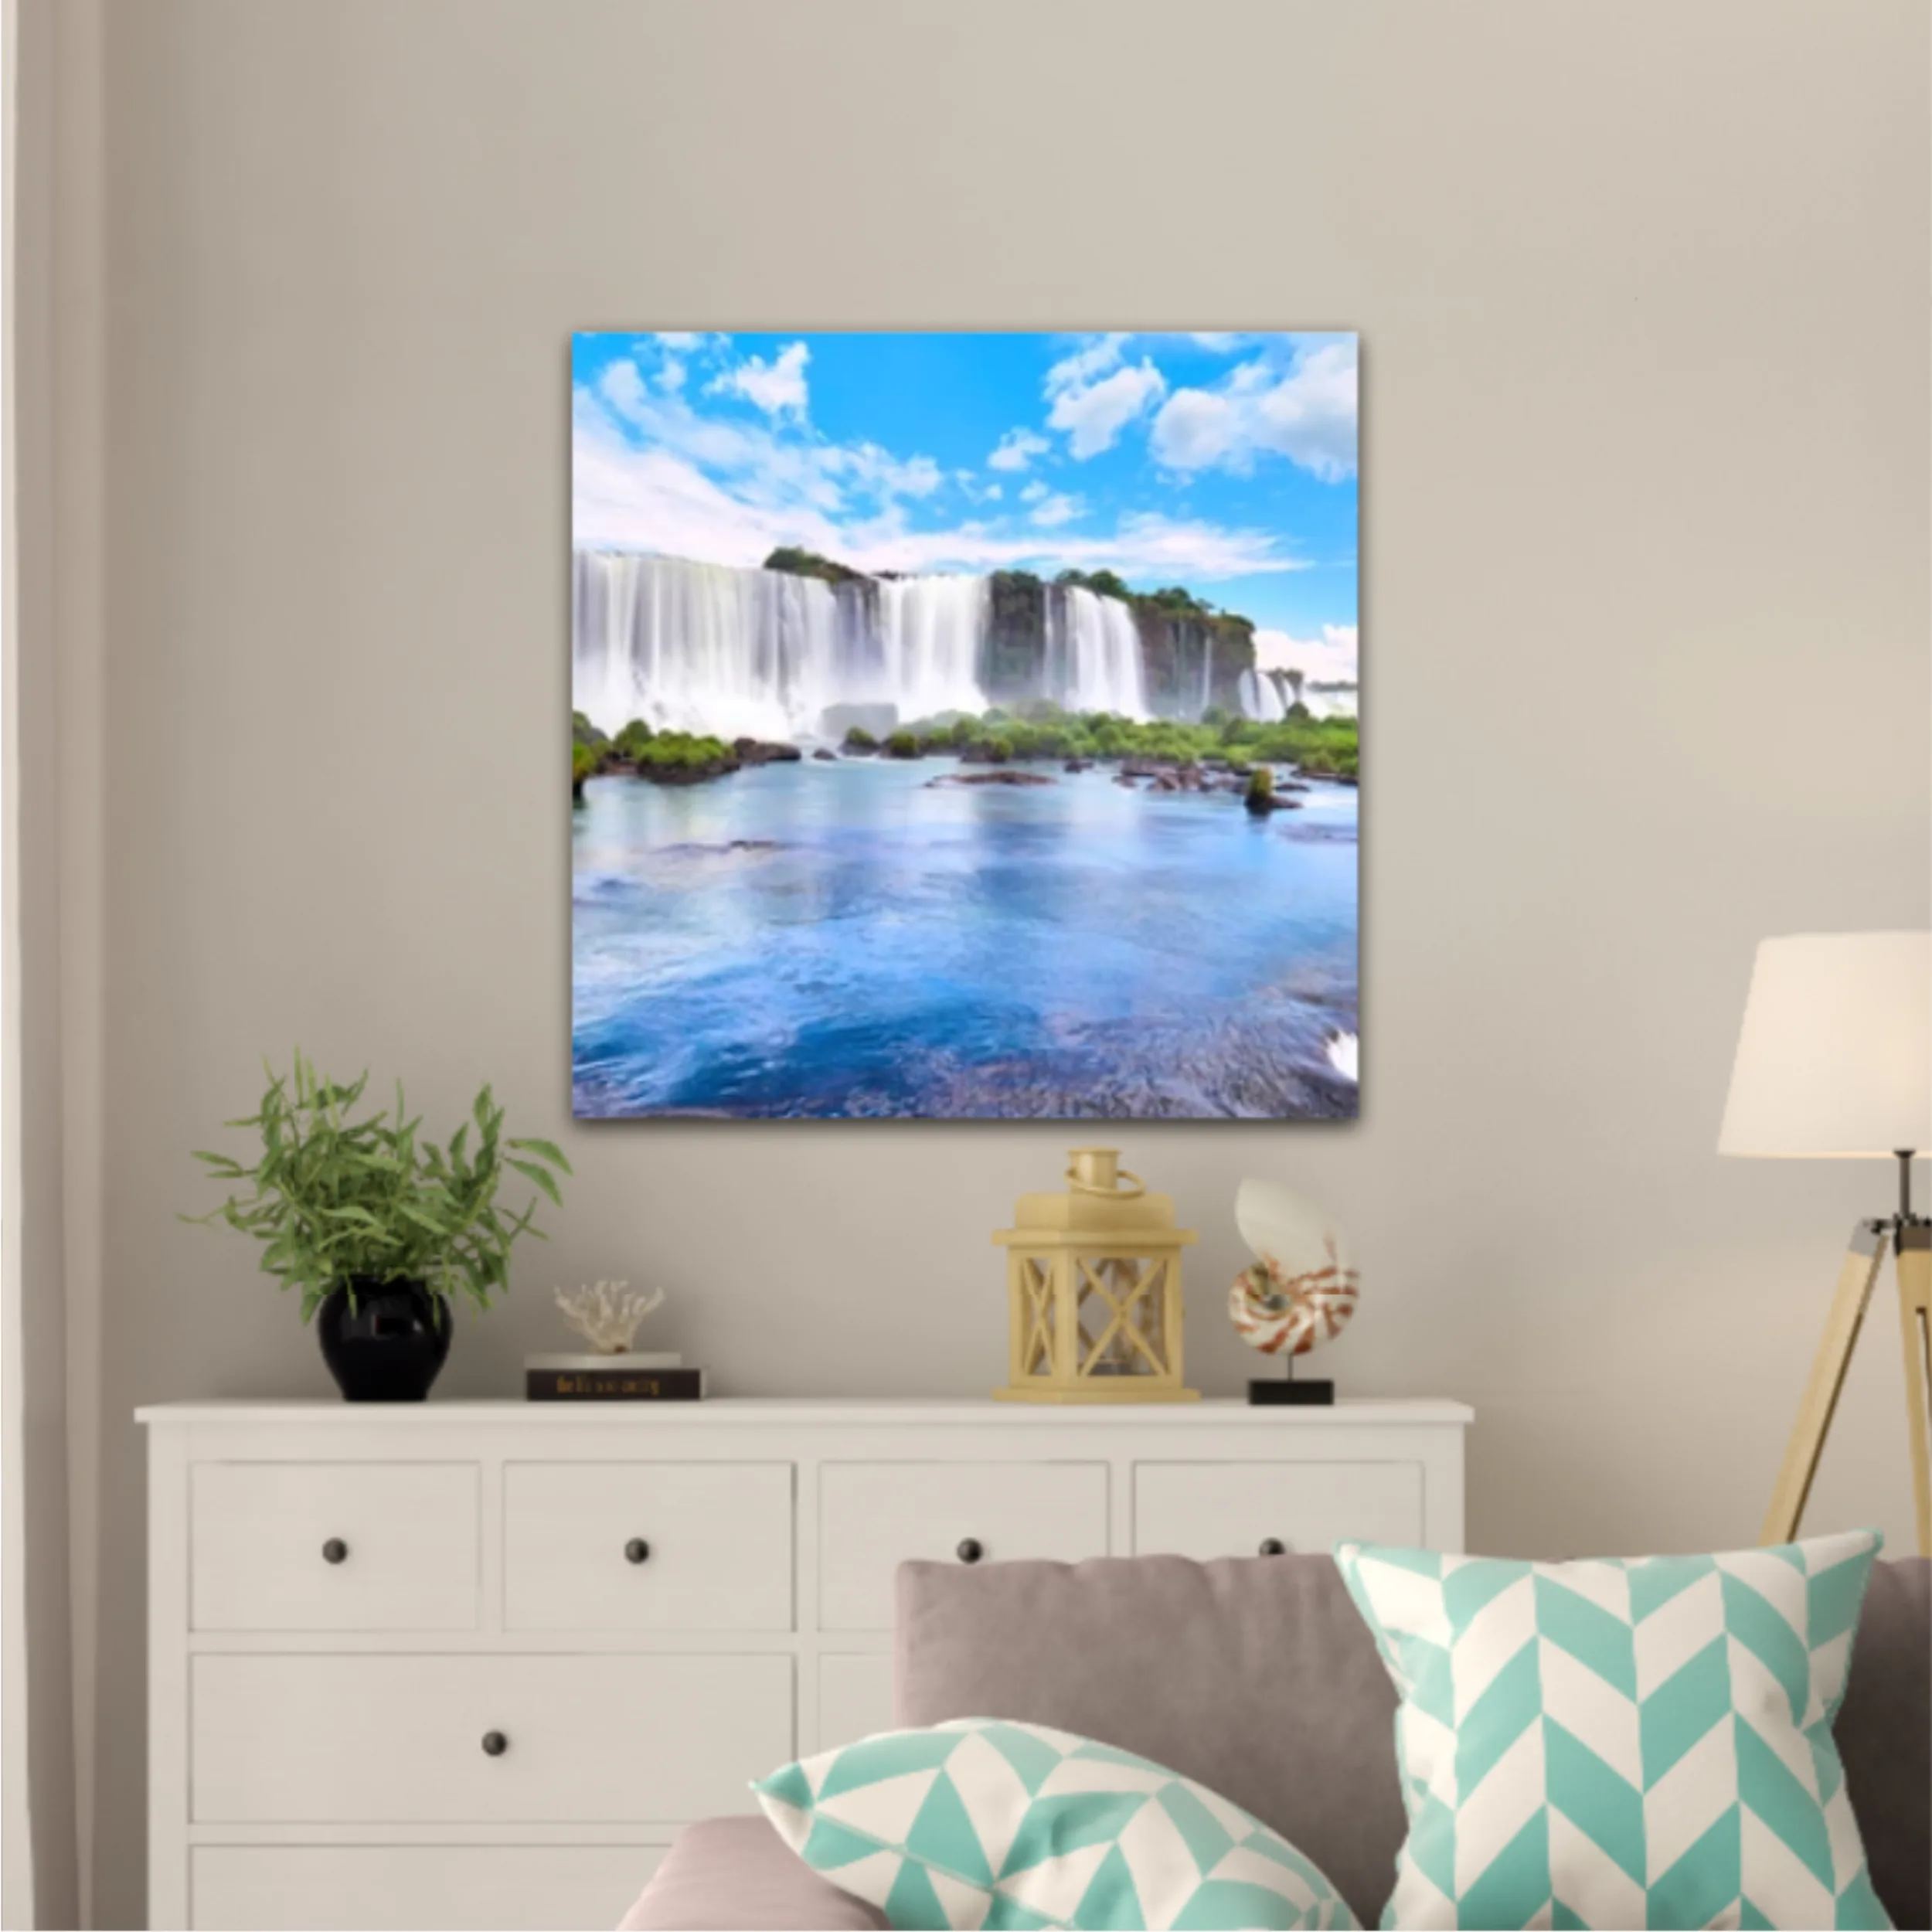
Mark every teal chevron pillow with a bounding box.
[1335,1529,1888,1930]
[753,1717,1359,1930]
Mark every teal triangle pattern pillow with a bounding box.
[1334,1529,1889,1930]
[754,1716,1359,1930]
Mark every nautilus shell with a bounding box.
[1228,1179,1359,1357]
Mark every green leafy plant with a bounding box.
[611,717,656,760]
[571,738,599,798]
[189,1053,572,1319]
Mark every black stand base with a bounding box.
[1250,1378,1334,1406]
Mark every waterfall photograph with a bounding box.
[572,330,1359,1120]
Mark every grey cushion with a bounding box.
[896,1551,1932,1930]
[1836,1555,1930,1932]
[896,1552,1405,1927]
[619,1815,886,1931]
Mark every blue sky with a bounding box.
[573,331,1359,682]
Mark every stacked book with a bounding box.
[525,1352,706,1401]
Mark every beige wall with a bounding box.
[60,0,1932,1920]
[5,1,86,1924]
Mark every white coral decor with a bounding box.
[553,1281,665,1355]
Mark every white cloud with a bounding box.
[575,376,976,585]
[988,427,1049,472]
[658,357,688,393]
[1148,388,1238,469]
[1019,480,1049,503]
[708,340,811,419]
[1151,340,1357,481]
[1045,331,1245,383]
[654,331,709,351]
[826,442,944,499]
[597,359,650,416]
[574,406,819,566]
[1028,492,1083,529]
[838,509,1296,582]
[897,457,944,498]
[574,389,1304,587]
[1254,624,1358,683]
[594,369,842,510]
[838,506,1291,580]
[1088,512,1304,583]
[1047,359,1168,460]
[1045,334,1129,393]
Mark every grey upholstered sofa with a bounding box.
[623,1553,1931,1930]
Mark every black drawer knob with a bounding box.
[1258,1537,1288,1557]
[624,1538,651,1565]
[481,1730,509,1757]
[956,1537,984,1564]
[321,1539,349,1565]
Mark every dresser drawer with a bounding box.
[190,1845,663,1931]
[504,1462,791,1631]
[818,1653,896,1750]
[192,1654,791,1824]
[818,1461,1109,1631]
[192,1463,479,1631]
[1133,1460,1424,1559]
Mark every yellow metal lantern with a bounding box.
[993,1148,1199,1403]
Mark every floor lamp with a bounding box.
[1719,930,1931,1556]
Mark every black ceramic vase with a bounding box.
[317,1278,451,1402]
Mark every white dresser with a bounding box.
[140,1397,1471,1930]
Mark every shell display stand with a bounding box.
[1250,1361,1335,1406]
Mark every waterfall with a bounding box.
[574,550,1168,738]
[574,553,996,740]
[1199,633,1216,716]
[1303,684,1358,722]
[1047,586,1148,719]
[573,552,855,740]
[1238,668,1287,723]
[876,574,992,723]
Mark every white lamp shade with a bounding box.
[1719,932,1932,1157]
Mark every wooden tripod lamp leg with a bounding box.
[1896,1225,1932,1556]
[1762,1222,1890,1546]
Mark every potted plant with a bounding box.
[189,1053,572,1400]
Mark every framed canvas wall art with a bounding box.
[571,331,1358,1121]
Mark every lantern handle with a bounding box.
[1066,1163,1147,1199]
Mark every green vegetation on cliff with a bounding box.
[575,699,1355,793]
[612,718,655,761]
[570,714,743,788]
[886,702,1356,780]
[632,732,735,778]
[1055,570,1247,634]
[763,546,868,588]
[1054,567,1132,601]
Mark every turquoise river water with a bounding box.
[571,757,1358,1119]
